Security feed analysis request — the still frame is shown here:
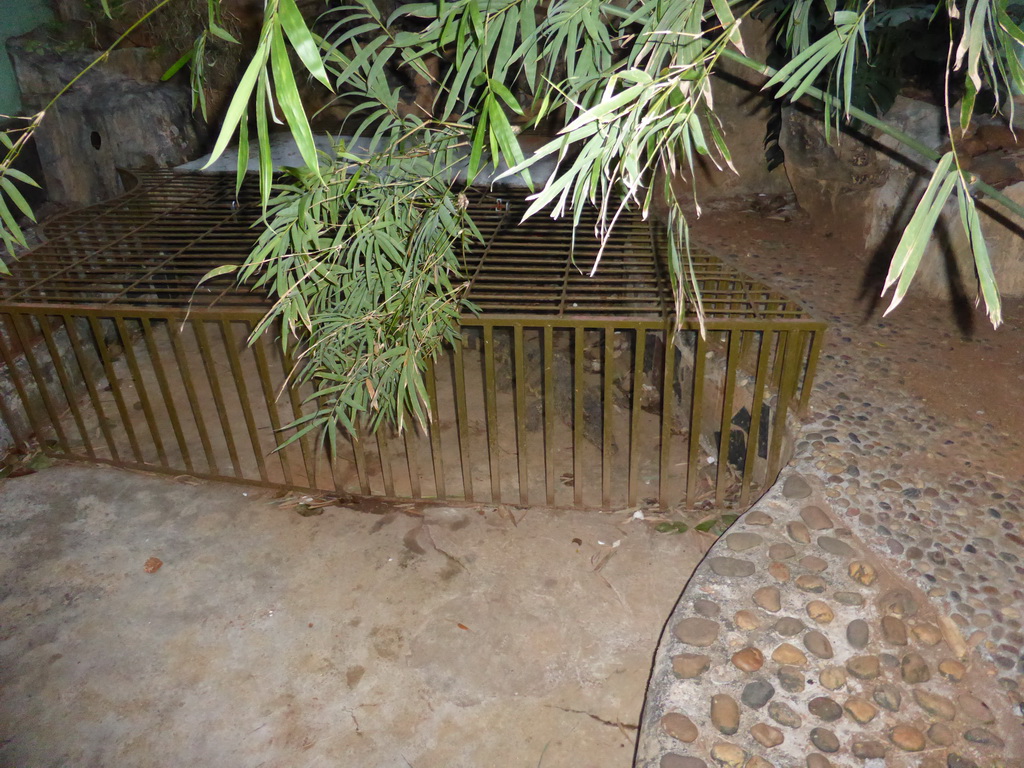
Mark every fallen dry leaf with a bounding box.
[143,557,163,574]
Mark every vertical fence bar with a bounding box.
[167,319,218,474]
[0,313,51,446]
[219,320,268,483]
[543,326,555,507]
[658,326,676,509]
[685,332,708,508]
[425,358,446,499]
[37,314,95,458]
[404,426,421,498]
[767,330,805,477]
[627,328,646,507]
[715,330,741,507]
[64,316,120,461]
[140,317,193,473]
[251,335,294,485]
[513,324,529,506]
[376,429,395,497]
[9,313,71,453]
[740,331,773,508]
[573,326,584,508]
[798,328,825,414]
[85,316,144,462]
[350,429,371,496]
[112,316,165,465]
[601,327,614,509]
[281,347,317,489]
[452,340,474,501]
[192,320,242,477]
[482,324,501,503]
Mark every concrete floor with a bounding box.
[0,465,707,768]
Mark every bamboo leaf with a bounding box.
[278,0,332,89]
[270,25,321,174]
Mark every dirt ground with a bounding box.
[689,194,1024,476]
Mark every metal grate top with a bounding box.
[0,169,815,322]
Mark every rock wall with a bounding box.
[7,38,201,206]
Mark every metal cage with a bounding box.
[0,170,825,511]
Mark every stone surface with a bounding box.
[673,653,711,679]
[674,618,720,647]
[938,659,966,681]
[900,652,931,683]
[846,619,870,648]
[872,684,902,712]
[710,695,740,735]
[709,742,746,767]
[806,756,832,768]
[848,561,877,586]
[783,475,812,499]
[803,631,833,659]
[750,723,784,748]
[795,575,827,593]
[741,680,775,710]
[809,727,840,753]
[852,740,887,759]
[732,647,765,673]
[817,536,856,557]
[726,532,763,551]
[881,616,909,645]
[767,701,802,728]
[913,690,955,721]
[806,601,834,624]
[890,725,926,752]
[927,722,956,747]
[661,756,708,768]
[800,506,833,530]
[843,697,878,724]
[776,666,805,693]
[754,587,781,612]
[772,643,807,666]
[807,697,843,722]
[819,666,846,690]
[661,712,699,743]
[708,557,756,578]
[733,610,761,630]
[774,617,805,636]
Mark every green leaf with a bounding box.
[161,48,195,81]
[209,22,240,45]
[278,0,332,89]
[203,26,271,168]
[270,23,321,174]
[0,177,35,221]
[694,519,716,533]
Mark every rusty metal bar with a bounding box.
[602,327,614,509]
[167,319,218,474]
[543,326,555,507]
[0,313,51,445]
[627,329,646,507]
[192,320,242,477]
[220,320,269,483]
[573,326,584,508]
[513,324,529,506]
[64,315,119,461]
[452,340,474,501]
[112,316,165,465]
[482,324,501,503]
[140,317,193,473]
[685,333,708,508]
[715,331,741,507]
[740,331,774,508]
[376,429,395,497]
[425,358,447,499]
[404,426,422,499]
[799,328,825,414]
[8,313,71,453]
[251,333,293,485]
[37,315,95,458]
[658,327,676,509]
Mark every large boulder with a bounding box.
[7,36,201,206]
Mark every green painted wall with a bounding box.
[0,0,54,115]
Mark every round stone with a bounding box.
[672,653,711,679]
[710,694,739,735]
[947,756,979,768]
[674,617,720,647]
[710,742,746,767]
[890,725,926,752]
[959,695,995,723]
[843,696,877,723]
[769,543,796,560]
[927,722,956,747]
[848,561,876,586]
[881,616,909,645]
[754,586,781,612]
[817,536,855,557]
[750,722,784,748]
[661,755,707,768]
[806,600,834,624]
[767,701,802,728]
[901,652,931,683]
[787,521,811,544]
[800,556,829,573]
[733,610,761,630]
[768,562,791,582]
[911,622,942,645]
[777,665,805,693]
[963,728,1003,747]
[745,758,773,768]
[834,591,865,606]
[852,741,887,759]
[772,643,807,666]
[938,659,966,681]
[847,655,880,680]
[745,511,773,526]
[846,619,870,648]
[806,756,832,768]
[731,646,764,673]
[741,680,775,709]
[819,666,846,690]
[783,475,812,499]
[800,505,833,530]
[726,532,763,551]
[808,696,843,722]
[795,575,827,593]
[694,599,721,618]
[774,617,805,636]
[804,630,834,659]
[873,683,902,711]
[709,557,756,578]
[810,727,840,753]
[913,690,955,721]
[661,712,698,743]
[878,588,918,618]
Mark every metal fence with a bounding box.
[0,170,825,511]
